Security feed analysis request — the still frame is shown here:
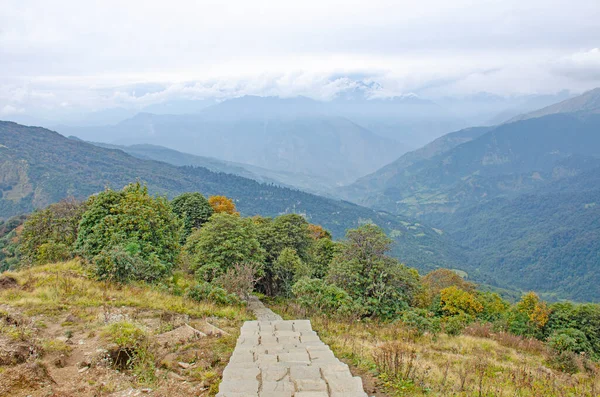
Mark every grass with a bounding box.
[272,303,600,397]
[0,260,251,321]
[0,260,251,395]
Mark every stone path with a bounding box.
[217,298,367,397]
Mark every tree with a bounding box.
[184,213,265,282]
[76,183,182,281]
[439,286,483,316]
[308,224,331,240]
[208,195,239,215]
[307,237,338,279]
[273,247,310,296]
[171,192,213,241]
[327,224,421,319]
[419,268,476,308]
[255,214,313,295]
[20,197,86,265]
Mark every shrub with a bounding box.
[327,224,421,319]
[93,245,166,283]
[171,192,213,241]
[291,277,353,315]
[401,309,441,336]
[439,286,483,316]
[184,213,265,282]
[443,314,471,336]
[547,328,592,355]
[36,243,71,264]
[187,282,241,306]
[20,197,86,265]
[214,262,262,300]
[76,183,182,282]
[273,248,310,296]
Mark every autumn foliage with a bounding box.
[208,195,239,215]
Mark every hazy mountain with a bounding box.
[328,87,467,150]
[58,96,405,187]
[345,113,600,217]
[0,120,465,273]
[339,126,493,201]
[508,87,600,123]
[87,142,337,195]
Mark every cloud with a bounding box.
[552,48,600,82]
[0,104,25,115]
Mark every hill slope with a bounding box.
[58,96,405,187]
[87,142,337,196]
[508,87,600,122]
[345,113,600,217]
[0,120,463,273]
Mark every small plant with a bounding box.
[187,282,241,305]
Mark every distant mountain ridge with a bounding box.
[508,87,600,123]
[58,96,406,187]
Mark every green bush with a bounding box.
[547,328,592,355]
[171,192,213,241]
[20,198,86,265]
[443,314,471,336]
[184,213,265,282]
[401,309,441,336]
[327,224,421,319]
[273,248,310,297]
[36,243,71,265]
[76,183,182,282]
[93,245,166,283]
[187,282,241,305]
[291,277,354,315]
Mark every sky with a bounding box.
[1,0,600,118]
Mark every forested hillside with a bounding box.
[0,120,463,274]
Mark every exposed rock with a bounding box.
[155,324,206,347]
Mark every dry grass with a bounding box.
[273,303,600,397]
[0,260,251,396]
[0,260,251,321]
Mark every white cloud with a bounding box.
[0,105,25,115]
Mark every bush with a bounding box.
[401,309,441,336]
[93,245,166,283]
[327,224,421,319]
[171,192,213,241]
[187,282,241,305]
[184,213,265,282]
[547,328,592,355]
[36,243,71,264]
[273,248,310,297]
[291,278,354,315]
[76,183,182,282]
[548,351,581,374]
[214,262,262,300]
[443,314,471,336]
[20,198,86,265]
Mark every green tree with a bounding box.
[20,197,86,265]
[171,192,213,241]
[307,237,338,279]
[327,224,421,319]
[184,213,265,282]
[273,247,310,296]
[76,183,182,281]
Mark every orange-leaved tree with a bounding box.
[208,195,239,216]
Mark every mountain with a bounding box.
[87,142,337,195]
[508,87,600,123]
[339,126,493,202]
[328,90,467,150]
[0,120,464,274]
[436,168,600,302]
[58,96,405,187]
[344,113,600,218]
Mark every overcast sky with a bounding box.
[1,0,600,116]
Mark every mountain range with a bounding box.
[341,88,600,301]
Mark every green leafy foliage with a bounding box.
[187,282,241,305]
[171,192,213,241]
[76,183,182,281]
[20,198,86,265]
[291,277,353,315]
[272,248,310,297]
[184,213,265,282]
[327,224,421,319]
